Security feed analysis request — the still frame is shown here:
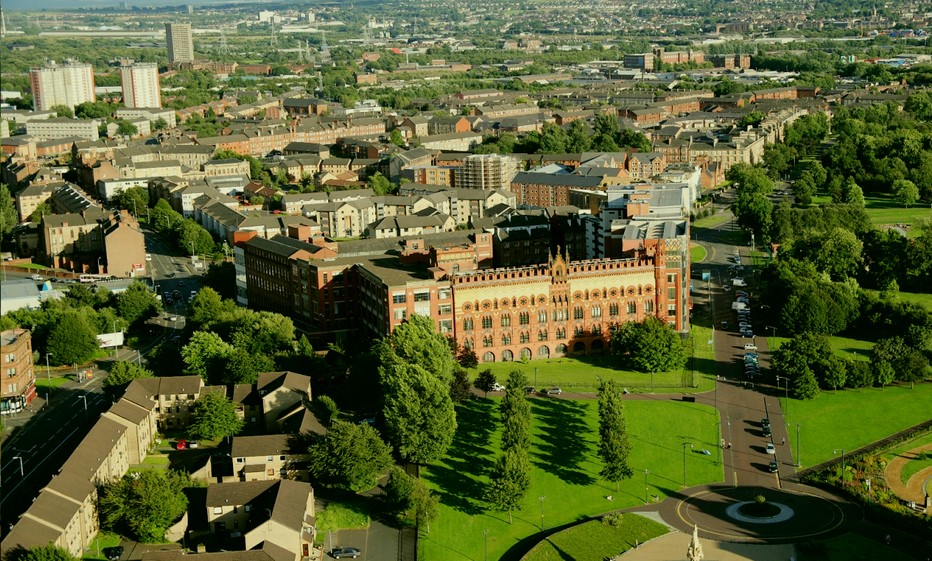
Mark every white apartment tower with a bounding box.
[165,23,194,65]
[29,61,96,111]
[457,154,519,190]
[120,62,162,108]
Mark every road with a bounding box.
[0,374,110,535]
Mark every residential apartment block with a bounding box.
[25,118,101,141]
[165,23,195,65]
[120,62,162,109]
[29,61,96,111]
[1,329,36,414]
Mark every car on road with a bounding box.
[766,443,776,455]
[741,332,755,339]
[103,546,124,561]
[762,425,772,437]
[490,383,505,392]
[546,387,563,396]
[768,460,778,473]
[733,278,747,287]
[761,417,771,429]
[722,285,732,291]
[328,547,361,559]
[744,344,758,351]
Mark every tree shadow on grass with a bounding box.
[530,399,595,485]
[422,398,497,515]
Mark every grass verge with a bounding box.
[881,432,932,485]
[690,243,707,264]
[420,397,721,561]
[82,532,121,561]
[522,515,668,561]
[788,382,932,467]
[797,532,902,561]
[315,501,371,544]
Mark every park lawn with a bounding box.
[315,501,370,544]
[797,532,902,561]
[895,291,932,312]
[420,397,721,561]
[82,532,121,561]
[522,515,669,561]
[825,335,874,360]
[141,454,170,467]
[690,243,707,264]
[788,382,932,468]
[470,325,715,394]
[881,432,932,485]
[692,213,732,229]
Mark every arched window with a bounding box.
[592,324,602,335]
[520,348,532,360]
[483,335,493,347]
[501,333,511,346]
[591,305,601,318]
[609,303,619,318]
[555,343,568,355]
[483,352,495,362]
[502,349,514,361]
[519,331,530,344]
[627,301,637,315]
[556,328,566,339]
[463,318,474,331]
[501,314,511,327]
[644,300,655,314]
[574,325,584,337]
[538,310,547,323]
[464,338,474,349]
[538,345,550,358]
[482,315,492,329]
[574,306,584,320]
[538,329,548,341]
[519,312,530,325]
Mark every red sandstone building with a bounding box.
[1,329,37,414]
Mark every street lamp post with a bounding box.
[834,448,846,478]
[12,456,23,477]
[644,469,650,503]
[45,352,52,404]
[79,395,87,413]
[650,371,654,392]
[682,442,693,487]
[796,423,801,468]
[538,496,545,531]
[766,325,777,339]
[775,375,789,419]
[535,367,538,388]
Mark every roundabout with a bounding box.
[663,485,858,544]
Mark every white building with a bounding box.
[120,63,161,109]
[165,23,194,65]
[456,154,519,191]
[25,118,100,141]
[29,61,96,111]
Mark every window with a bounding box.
[609,303,619,317]
[393,309,406,321]
[213,507,222,515]
[538,310,547,323]
[482,315,492,329]
[520,348,532,360]
[627,301,637,314]
[464,338,474,349]
[463,318,474,332]
[574,325,584,337]
[538,329,548,341]
[556,328,566,339]
[668,287,676,300]
[483,352,495,362]
[438,304,452,315]
[501,314,512,327]
[483,335,493,347]
[520,331,530,344]
[187,394,195,401]
[4,354,13,363]
[6,368,15,377]
[439,319,453,333]
[501,333,511,345]
[245,505,251,512]
[414,291,430,302]
[668,304,677,317]
[644,300,655,314]
[438,287,451,299]
[392,293,406,304]
[592,325,602,335]
[519,312,530,325]
[591,305,601,318]
[280,455,286,461]
[236,458,245,463]
[574,306,584,320]
[267,455,274,461]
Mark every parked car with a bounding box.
[762,426,772,437]
[31,274,44,281]
[766,443,776,455]
[328,547,361,559]
[761,418,771,429]
[733,278,747,287]
[735,290,749,297]
[490,383,505,392]
[741,331,755,339]
[188,441,199,449]
[768,460,778,473]
[744,344,758,351]
[524,386,535,395]
[546,387,563,396]
[103,546,124,561]
[739,323,753,330]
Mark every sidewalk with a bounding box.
[621,530,794,561]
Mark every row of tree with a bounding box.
[484,371,532,523]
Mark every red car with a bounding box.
[176,439,187,450]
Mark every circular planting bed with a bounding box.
[737,501,782,518]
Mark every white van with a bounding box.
[733,278,747,287]
[732,302,748,311]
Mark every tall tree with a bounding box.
[484,448,530,524]
[411,478,440,533]
[381,360,457,464]
[610,316,686,373]
[46,311,98,365]
[892,179,919,208]
[566,120,591,153]
[474,369,497,396]
[597,381,633,490]
[98,470,190,542]
[102,361,153,396]
[0,183,17,238]
[3,544,77,561]
[382,314,454,384]
[116,280,162,326]
[308,420,392,491]
[182,331,233,380]
[189,391,244,440]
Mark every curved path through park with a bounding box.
[884,443,932,506]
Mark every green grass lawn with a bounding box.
[692,213,733,229]
[862,194,932,234]
[315,501,371,544]
[788,382,932,467]
[470,325,715,394]
[881,432,932,485]
[522,515,668,561]
[82,532,121,561]
[420,397,722,561]
[892,291,932,312]
[797,532,902,561]
[690,243,708,264]
[825,335,874,361]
